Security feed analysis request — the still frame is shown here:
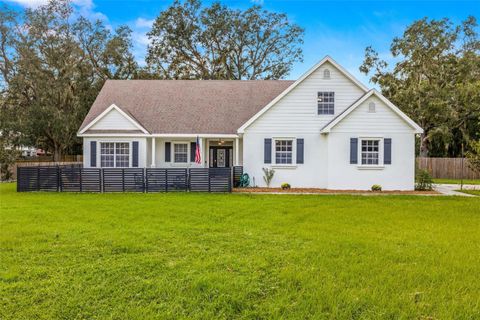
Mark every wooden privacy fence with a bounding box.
[17,166,242,193]
[416,157,480,179]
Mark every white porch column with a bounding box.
[235,138,239,166]
[151,137,156,167]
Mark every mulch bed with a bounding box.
[233,187,439,195]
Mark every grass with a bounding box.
[433,178,480,185]
[1,183,480,319]
[455,189,480,196]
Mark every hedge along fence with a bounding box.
[17,166,238,193]
[416,157,480,179]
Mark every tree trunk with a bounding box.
[420,133,429,157]
[53,144,62,162]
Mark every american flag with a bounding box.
[195,136,201,164]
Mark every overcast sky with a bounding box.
[5,0,479,86]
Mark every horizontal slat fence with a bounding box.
[417,157,480,179]
[17,166,235,193]
[233,166,243,187]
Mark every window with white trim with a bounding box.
[275,139,293,164]
[100,142,130,167]
[361,140,379,165]
[174,143,188,163]
[318,92,334,115]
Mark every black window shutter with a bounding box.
[296,138,304,164]
[350,138,358,164]
[165,142,171,162]
[264,138,272,164]
[190,142,196,162]
[384,138,392,165]
[90,141,97,167]
[132,141,139,167]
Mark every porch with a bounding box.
[146,136,243,169]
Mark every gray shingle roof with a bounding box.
[80,80,294,134]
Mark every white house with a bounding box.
[78,56,423,190]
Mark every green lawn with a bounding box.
[433,178,480,185]
[1,183,480,319]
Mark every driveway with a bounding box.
[434,184,479,196]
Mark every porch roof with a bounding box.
[79,80,294,135]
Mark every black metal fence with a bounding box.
[17,166,243,193]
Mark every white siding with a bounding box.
[326,97,416,190]
[332,97,414,133]
[326,133,415,190]
[90,108,139,131]
[243,61,365,188]
[83,137,147,168]
[242,61,417,190]
[243,133,329,188]
[245,61,365,134]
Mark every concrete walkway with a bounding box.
[434,184,478,197]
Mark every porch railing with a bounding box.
[17,166,243,193]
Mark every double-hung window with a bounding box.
[318,92,335,115]
[275,139,293,164]
[173,143,188,163]
[361,139,380,165]
[100,142,130,167]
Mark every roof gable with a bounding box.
[237,56,369,133]
[320,90,423,134]
[79,104,149,135]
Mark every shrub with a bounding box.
[415,169,433,191]
[371,184,382,192]
[281,183,291,190]
[262,167,275,187]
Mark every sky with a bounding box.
[4,0,480,86]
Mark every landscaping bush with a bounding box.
[415,169,433,191]
[262,167,275,187]
[281,183,291,190]
[371,184,382,192]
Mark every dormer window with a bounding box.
[323,69,331,79]
[368,102,376,113]
[318,92,335,115]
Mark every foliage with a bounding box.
[0,135,19,181]
[371,184,382,192]
[360,17,480,157]
[1,183,480,318]
[146,0,304,80]
[466,140,480,173]
[415,169,434,191]
[262,167,275,187]
[281,182,291,190]
[0,0,137,160]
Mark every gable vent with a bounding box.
[323,69,331,79]
[368,102,376,113]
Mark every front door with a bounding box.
[209,147,232,168]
